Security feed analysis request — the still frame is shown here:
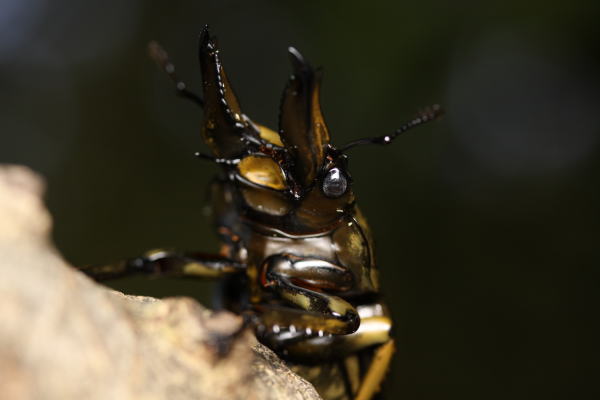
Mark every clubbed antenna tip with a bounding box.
[339,104,443,151]
[147,40,204,107]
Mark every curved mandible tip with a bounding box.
[287,47,310,74]
[198,26,258,158]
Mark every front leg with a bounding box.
[80,249,244,281]
[257,254,359,340]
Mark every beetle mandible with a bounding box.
[81,26,441,400]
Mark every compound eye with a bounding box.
[322,168,347,198]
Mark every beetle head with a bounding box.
[199,26,355,233]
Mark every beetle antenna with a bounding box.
[339,104,443,151]
[148,41,205,108]
[194,152,240,165]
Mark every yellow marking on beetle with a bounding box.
[238,155,287,190]
[329,296,353,317]
[256,124,284,147]
[344,316,391,352]
[355,339,395,400]
[345,355,361,395]
[182,262,222,278]
[282,291,312,310]
[273,289,358,334]
[310,78,330,156]
[241,187,291,216]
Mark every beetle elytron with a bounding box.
[82,26,441,400]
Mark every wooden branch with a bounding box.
[0,164,322,400]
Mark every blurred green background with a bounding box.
[1,0,598,398]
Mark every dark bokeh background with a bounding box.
[1,1,598,398]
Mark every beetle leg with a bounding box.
[290,338,394,400]
[354,339,395,400]
[79,249,244,281]
[275,302,392,362]
[258,254,359,337]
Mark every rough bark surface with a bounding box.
[0,164,322,400]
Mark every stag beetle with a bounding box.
[81,26,441,400]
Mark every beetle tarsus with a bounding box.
[80,250,244,280]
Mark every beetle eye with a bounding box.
[322,168,347,198]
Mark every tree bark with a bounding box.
[0,164,322,400]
